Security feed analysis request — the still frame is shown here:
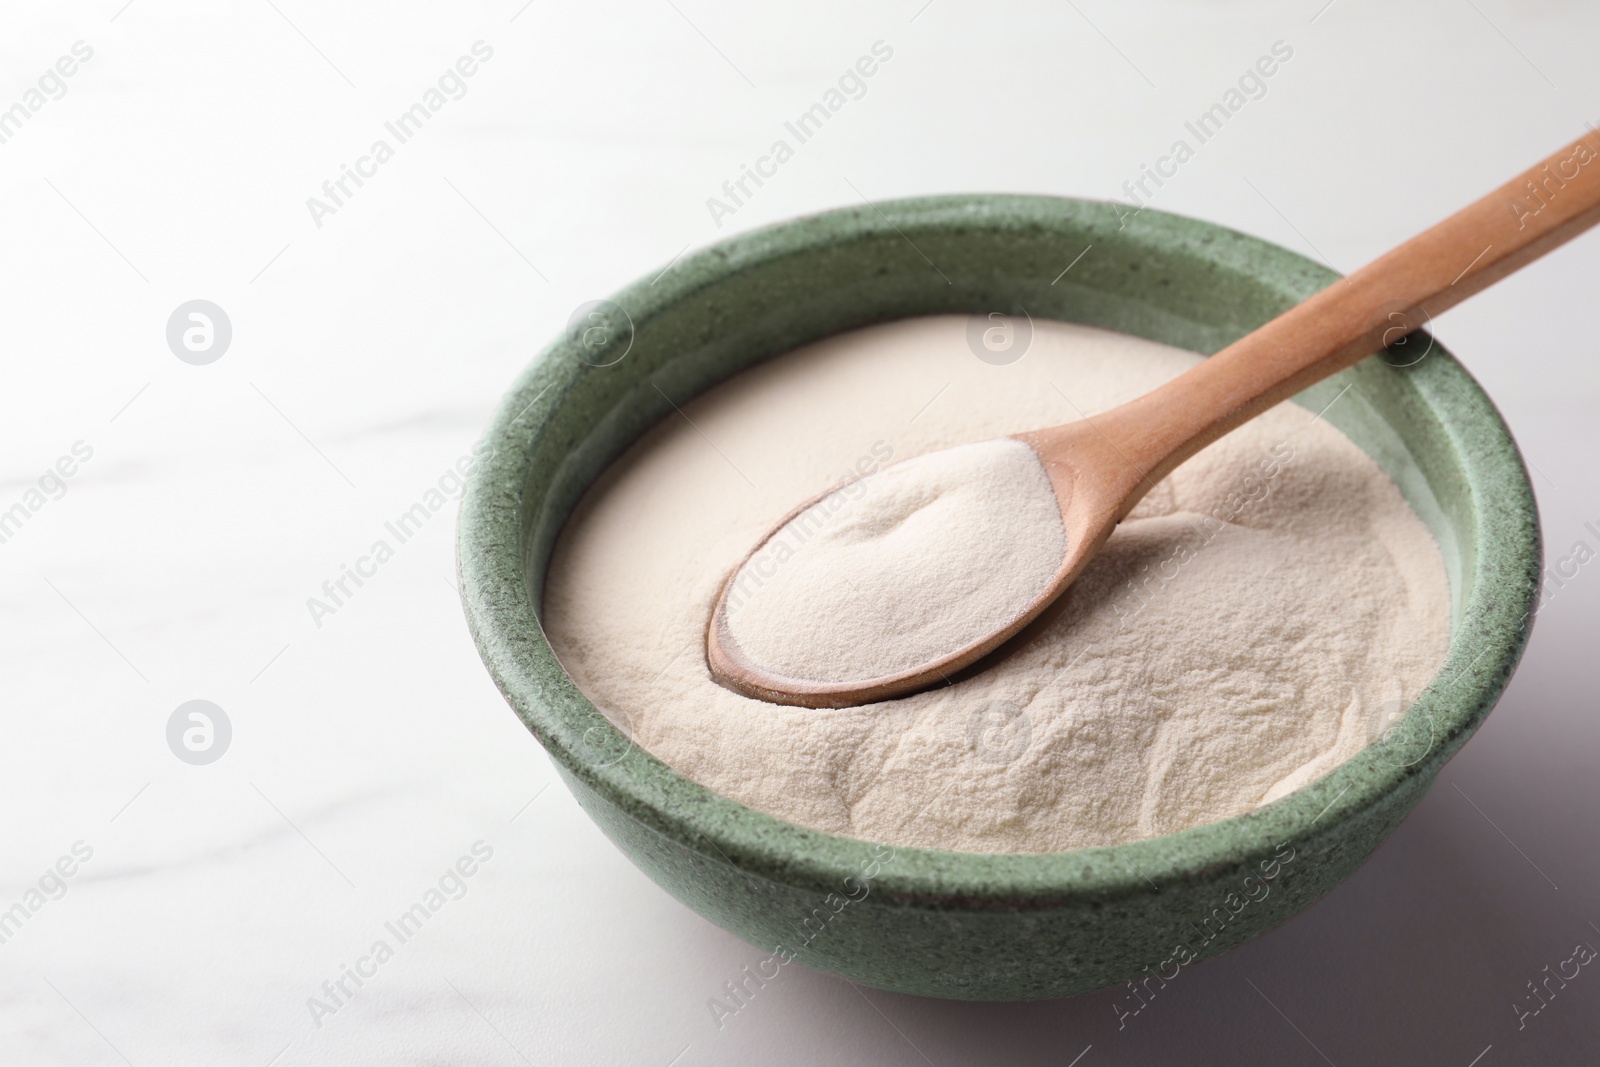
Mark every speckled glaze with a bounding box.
[457,196,1540,1000]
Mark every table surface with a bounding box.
[2,2,1597,1064]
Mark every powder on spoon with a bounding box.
[542,316,1451,854]
[722,437,1065,683]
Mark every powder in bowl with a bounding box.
[542,316,1450,854]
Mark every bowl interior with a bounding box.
[460,194,1537,903]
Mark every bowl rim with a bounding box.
[458,193,1540,904]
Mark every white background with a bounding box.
[1,1,1597,1064]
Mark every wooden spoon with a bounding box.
[708,134,1600,708]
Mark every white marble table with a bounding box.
[2,1,1597,1063]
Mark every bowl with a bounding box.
[457,195,1539,1000]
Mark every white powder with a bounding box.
[723,438,1065,683]
[543,316,1451,854]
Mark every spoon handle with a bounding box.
[1093,132,1600,514]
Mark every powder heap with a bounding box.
[723,438,1066,683]
[542,316,1451,854]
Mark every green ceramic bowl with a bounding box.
[458,195,1539,1000]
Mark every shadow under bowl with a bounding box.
[458,195,1539,1000]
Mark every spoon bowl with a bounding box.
[705,420,1133,707]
